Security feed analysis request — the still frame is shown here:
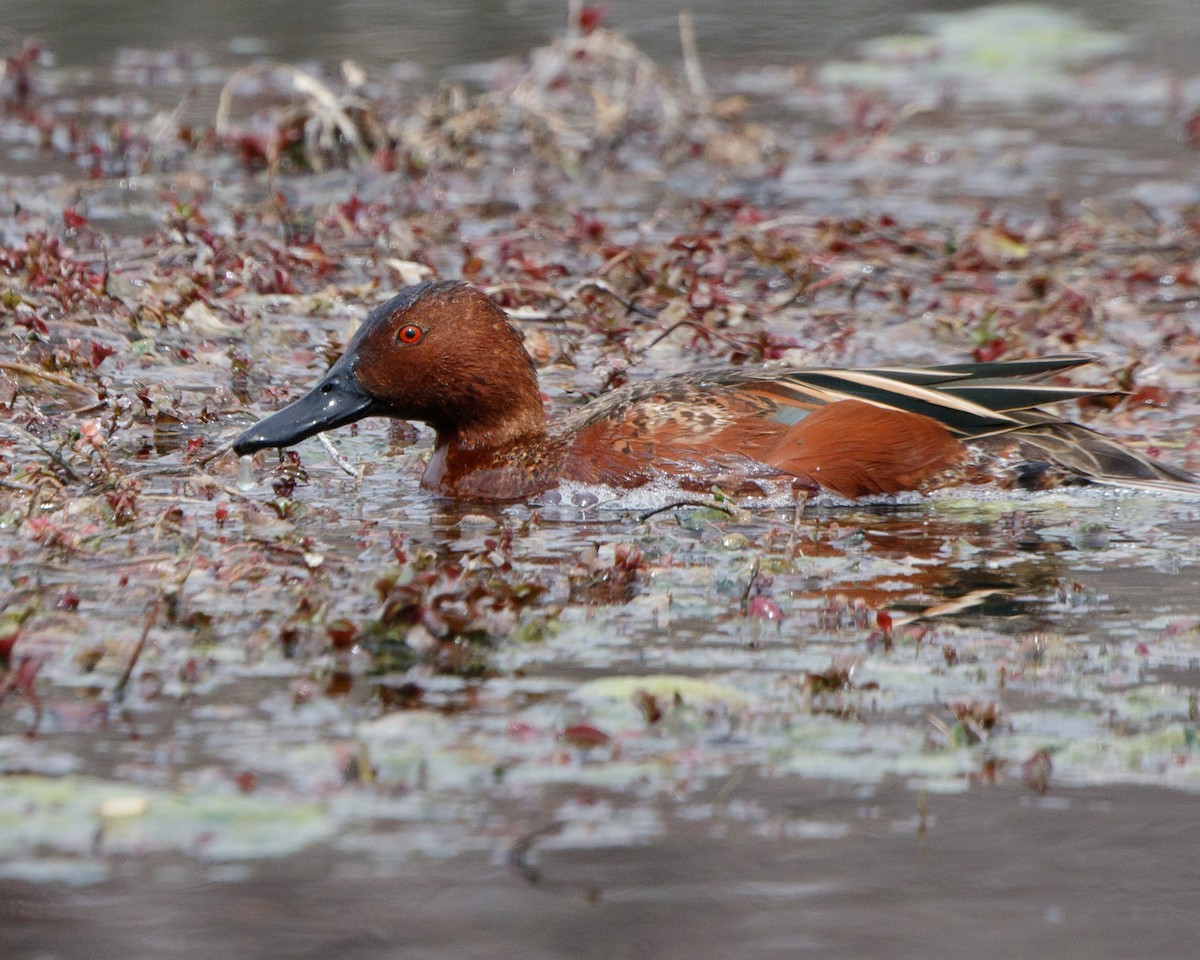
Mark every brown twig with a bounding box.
[639,498,741,522]
[0,361,97,396]
[196,439,234,467]
[785,487,809,558]
[739,557,762,616]
[0,421,82,482]
[0,477,38,493]
[562,278,657,319]
[69,400,110,416]
[318,433,361,478]
[112,597,163,704]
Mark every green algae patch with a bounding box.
[575,675,750,710]
[820,3,1126,101]
[1052,724,1200,791]
[0,775,338,863]
[770,718,977,793]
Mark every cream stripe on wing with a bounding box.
[777,370,1025,424]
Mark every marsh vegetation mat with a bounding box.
[1,5,1199,958]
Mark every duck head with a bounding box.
[233,280,546,456]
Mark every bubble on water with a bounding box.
[236,455,256,491]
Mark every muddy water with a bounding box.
[3,487,1200,958]
[2,781,1198,959]
[5,0,1200,73]
[2,3,1200,959]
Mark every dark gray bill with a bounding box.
[233,369,378,455]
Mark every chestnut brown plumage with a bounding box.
[233,280,1197,501]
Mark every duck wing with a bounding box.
[557,355,1196,497]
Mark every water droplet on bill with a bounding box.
[236,455,256,491]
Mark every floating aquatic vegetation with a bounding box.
[0,5,1198,888]
[819,3,1128,102]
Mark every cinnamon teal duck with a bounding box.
[233,280,1197,501]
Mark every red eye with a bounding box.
[398,325,423,344]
